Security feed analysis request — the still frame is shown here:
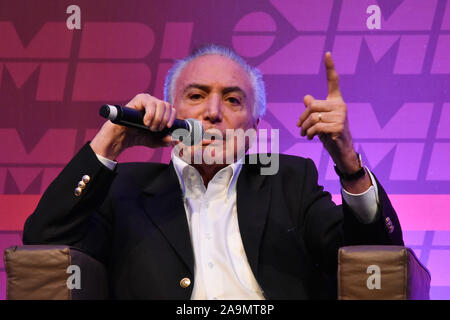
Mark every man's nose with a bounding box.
[203,95,223,124]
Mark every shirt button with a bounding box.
[205,233,212,240]
[208,262,214,269]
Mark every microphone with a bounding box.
[99,104,203,146]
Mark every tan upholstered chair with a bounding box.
[3,246,108,300]
[3,245,430,300]
[338,246,430,300]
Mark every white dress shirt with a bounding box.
[95,150,380,299]
[171,154,265,299]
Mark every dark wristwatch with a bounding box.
[334,153,366,181]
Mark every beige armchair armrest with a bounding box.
[338,246,431,300]
[3,245,108,300]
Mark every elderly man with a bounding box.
[23,45,403,299]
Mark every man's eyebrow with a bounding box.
[222,86,247,99]
[183,84,247,99]
[183,84,211,94]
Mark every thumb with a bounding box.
[162,134,173,147]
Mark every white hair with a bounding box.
[163,44,266,120]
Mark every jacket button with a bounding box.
[82,175,91,184]
[180,278,191,288]
[74,187,82,196]
[78,181,86,189]
[384,217,394,233]
[385,217,392,226]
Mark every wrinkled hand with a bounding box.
[91,93,177,160]
[122,93,177,148]
[297,52,359,174]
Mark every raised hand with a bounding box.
[297,52,370,191]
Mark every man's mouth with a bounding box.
[201,128,226,145]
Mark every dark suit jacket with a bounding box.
[23,143,404,299]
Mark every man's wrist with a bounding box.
[95,153,118,171]
[334,152,373,193]
[334,152,365,181]
[90,123,125,160]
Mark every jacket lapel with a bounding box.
[236,161,271,278]
[141,162,195,275]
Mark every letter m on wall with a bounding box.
[0,22,73,100]
[348,103,433,180]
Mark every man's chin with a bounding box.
[172,142,248,166]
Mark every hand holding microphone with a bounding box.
[99,104,203,146]
[90,93,202,160]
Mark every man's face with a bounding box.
[172,54,258,164]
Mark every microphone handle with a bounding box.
[99,104,189,134]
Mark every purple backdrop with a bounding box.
[0,0,449,299]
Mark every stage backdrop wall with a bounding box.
[0,0,449,299]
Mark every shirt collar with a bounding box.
[171,150,243,199]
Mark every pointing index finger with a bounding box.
[325,52,342,99]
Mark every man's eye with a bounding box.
[189,94,203,100]
[227,97,241,105]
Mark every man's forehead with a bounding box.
[176,54,253,92]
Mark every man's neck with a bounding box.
[191,163,228,187]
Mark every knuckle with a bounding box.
[145,104,155,114]
[158,102,168,110]
[137,93,150,100]
[313,113,319,122]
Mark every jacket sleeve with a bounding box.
[22,143,116,264]
[342,172,404,247]
[299,158,404,273]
